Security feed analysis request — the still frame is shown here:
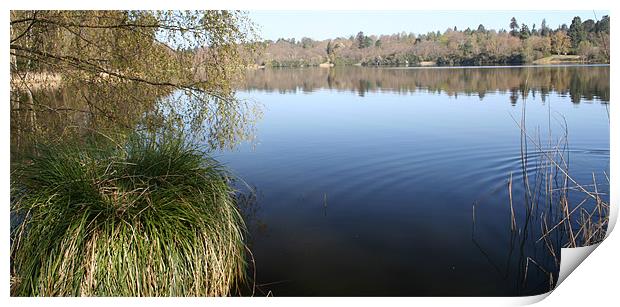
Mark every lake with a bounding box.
[214,65,610,296]
[12,65,609,297]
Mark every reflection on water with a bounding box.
[242,65,609,103]
[10,82,262,156]
[223,65,609,296]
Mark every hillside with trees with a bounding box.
[252,15,609,67]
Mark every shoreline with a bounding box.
[249,62,609,70]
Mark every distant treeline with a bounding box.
[251,16,610,67]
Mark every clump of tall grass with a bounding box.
[10,134,247,296]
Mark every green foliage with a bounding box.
[11,134,247,296]
[301,37,315,49]
[363,52,420,66]
[568,16,586,50]
[582,19,596,33]
[356,31,373,49]
[510,17,519,36]
[596,15,610,33]
[540,19,550,36]
[520,24,531,40]
[266,59,317,67]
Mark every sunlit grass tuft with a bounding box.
[10,134,247,296]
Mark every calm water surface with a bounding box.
[215,66,609,296]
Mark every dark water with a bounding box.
[214,65,609,296]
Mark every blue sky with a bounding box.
[248,10,609,41]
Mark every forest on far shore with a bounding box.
[248,15,610,67]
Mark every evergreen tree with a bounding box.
[363,36,373,48]
[300,37,313,49]
[356,31,365,49]
[595,15,610,33]
[510,17,519,36]
[355,31,373,49]
[540,19,550,36]
[520,24,531,40]
[582,19,596,33]
[568,16,586,50]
